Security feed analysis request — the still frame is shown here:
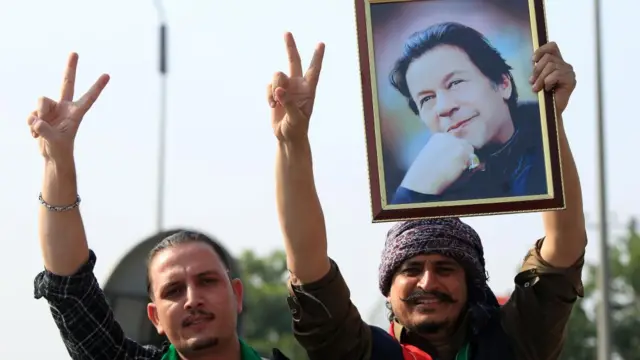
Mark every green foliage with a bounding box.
[560,299,597,360]
[238,249,308,360]
[560,218,640,360]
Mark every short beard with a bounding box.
[180,337,219,355]
[411,320,448,334]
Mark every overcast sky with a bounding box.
[1,0,637,357]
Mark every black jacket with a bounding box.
[392,102,547,204]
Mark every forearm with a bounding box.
[34,250,158,360]
[39,158,89,276]
[540,118,586,267]
[276,138,330,284]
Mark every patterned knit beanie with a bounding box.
[379,217,488,301]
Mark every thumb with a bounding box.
[31,118,56,140]
[275,88,305,124]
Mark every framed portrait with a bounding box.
[355,0,565,222]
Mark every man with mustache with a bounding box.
[267,32,584,360]
[29,53,287,360]
[389,22,548,204]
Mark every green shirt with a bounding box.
[456,343,470,360]
[161,338,264,360]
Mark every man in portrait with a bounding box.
[389,22,548,204]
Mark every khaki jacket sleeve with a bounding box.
[501,237,585,360]
[286,259,372,360]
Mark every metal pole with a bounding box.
[154,0,168,232]
[594,0,612,358]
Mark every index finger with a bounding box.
[285,32,303,78]
[533,41,562,62]
[304,42,326,87]
[60,52,79,102]
[76,74,110,113]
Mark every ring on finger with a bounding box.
[468,154,480,170]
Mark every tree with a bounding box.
[561,217,640,360]
[559,298,596,360]
[238,249,308,360]
[606,218,640,359]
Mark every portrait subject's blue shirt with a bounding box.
[392,102,546,204]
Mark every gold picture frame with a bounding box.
[355,0,565,222]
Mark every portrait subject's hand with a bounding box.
[267,32,325,143]
[27,53,110,163]
[530,42,576,114]
[400,133,475,195]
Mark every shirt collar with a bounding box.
[392,311,470,359]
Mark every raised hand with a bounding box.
[27,53,110,161]
[267,32,325,143]
[530,42,576,114]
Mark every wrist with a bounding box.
[278,136,312,155]
[42,157,78,204]
[401,182,442,196]
[401,172,443,195]
[44,156,75,172]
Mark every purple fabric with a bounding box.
[378,217,487,297]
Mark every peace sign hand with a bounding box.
[267,32,325,143]
[27,53,110,162]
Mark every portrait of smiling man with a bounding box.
[389,22,549,205]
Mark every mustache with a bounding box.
[401,289,456,304]
[182,309,215,327]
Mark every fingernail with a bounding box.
[529,76,534,83]
[269,100,276,108]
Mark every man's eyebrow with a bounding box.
[433,259,459,267]
[401,258,459,268]
[197,270,219,276]
[401,259,424,268]
[416,70,465,96]
[158,280,179,293]
[159,269,219,285]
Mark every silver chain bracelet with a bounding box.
[38,192,81,212]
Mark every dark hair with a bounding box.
[146,230,233,298]
[389,22,519,115]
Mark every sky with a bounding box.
[0,0,638,357]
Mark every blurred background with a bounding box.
[0,0,637,359]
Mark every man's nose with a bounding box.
[416,270,439,290]
[184,285,204,309]
[435,92,458,119]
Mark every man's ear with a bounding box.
[231,278,244,314]
[147,302,165,335]
[499,74,513,100]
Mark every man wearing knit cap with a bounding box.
[267,33,585,360]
